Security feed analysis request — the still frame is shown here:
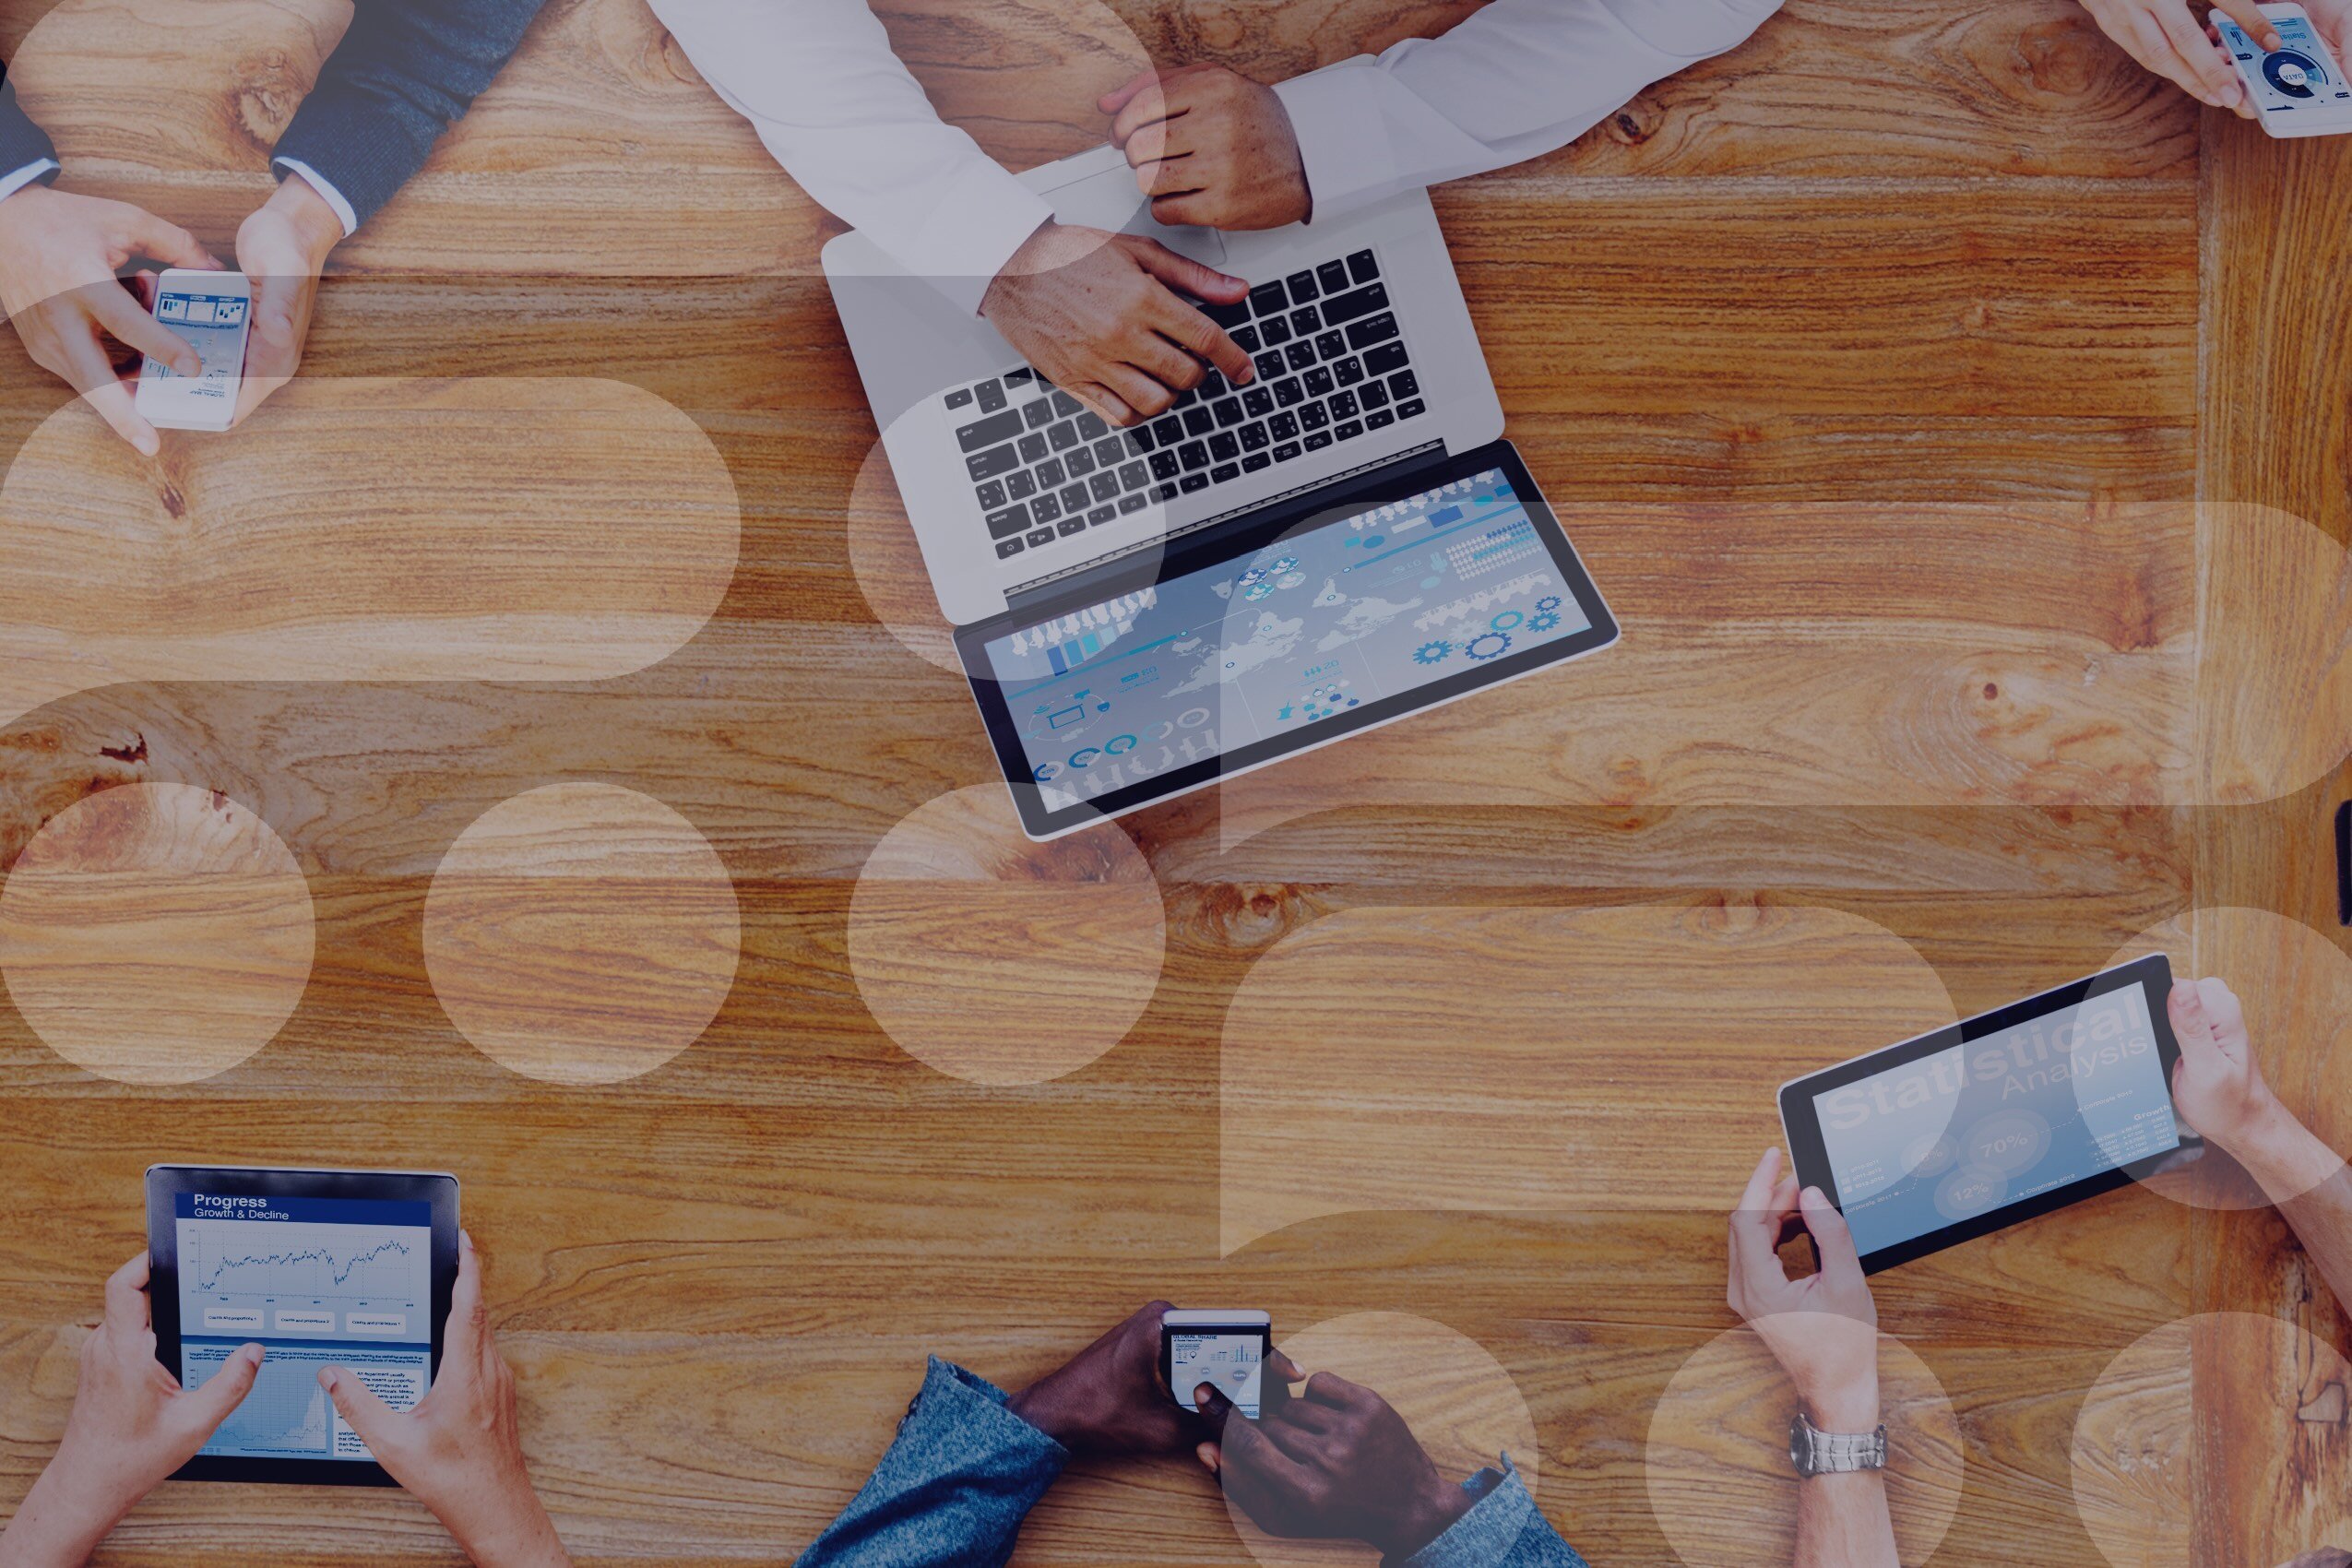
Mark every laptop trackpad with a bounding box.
[1038,159,1229,269]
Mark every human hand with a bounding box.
[1727,1147,1881,1431]
[0,1254,262,1568]
[0,184,218,455]
[232,173,342,425]
[1193,1367,1472,1560]
[2167,975,2345,1202]
[2167,976,2279,1150]
[2079,0,2282,113]
[2304,0,2352,60]
[1005,1301,1271,1459]
[319,1232,569,1568]
[1100,65,1312,232]
[980,221,1253,425]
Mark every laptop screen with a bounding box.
[965,443,1616,836]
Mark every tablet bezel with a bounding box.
[146,1164,459,1486]
[957,438,1620,839]
[1777,955,2190,1274]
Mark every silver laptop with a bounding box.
[823,133,1617,838]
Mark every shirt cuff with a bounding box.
[269,157,360,239]
[0,158,59,207]
[1394,1460,1545,1568]
[910,1356,1070,1469]
[921,175,1054,319]
[1272,59,1396,223]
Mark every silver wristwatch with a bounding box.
[1789,1410,1887,1477]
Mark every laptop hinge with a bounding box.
[1003,439,1452,610]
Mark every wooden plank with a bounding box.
[2192,94,2352,1568]
[1450,177,2194,420]
[1545,0,2200,180]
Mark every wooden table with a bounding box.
[1,0,2348,1562]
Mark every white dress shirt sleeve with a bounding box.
[0,157,58,206]
[1271,0,1785,220]
[647,0,1054,317]
[269,159,362,238]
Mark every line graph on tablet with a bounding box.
[180,1217,429,1317]
[194,1235,416,1294]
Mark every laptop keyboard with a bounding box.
[944,246,1427,562]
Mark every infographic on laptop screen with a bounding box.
[981,468,1588,813]
[175,1194,433,1461]
[1814,985,2182,1255]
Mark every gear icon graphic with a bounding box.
[1466,631,1512,661]
[1413,640,1452,665]
[1535,595,1562,613]
[1527,611,1561,633]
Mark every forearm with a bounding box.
[0,1461,129,1568]
[419,1466,572,1568]
[2234,1106,2352,1313]
[794,1360,1064,1568]
[1791,1375,1894,1568]
[1273,0,1784,218]
[271,0,547,230]
[646,0,1047,312]
[1794,1471,1897,1568]
[1395,1463,1591,1568]
[0,67,57,189]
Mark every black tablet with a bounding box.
[957,439,1619,839]
[1779,956,2199,1274]
[146,1165,459,1485]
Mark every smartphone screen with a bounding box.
[2218,10,2352,132]
[137,270,251,431]
[1168,1328,1266,1420]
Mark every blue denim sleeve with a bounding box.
[1394,1460,1589,1568]
[793,1357,1070,1568]
[270,0,549,229]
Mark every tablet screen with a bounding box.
[1813,981,2183,1256]
[975,460,1598,820]
[175,1193,434,1462]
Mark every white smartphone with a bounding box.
[2218,3,2352,137]
[1162,1309,1271,1420]
[135,268,251,432]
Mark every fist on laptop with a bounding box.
[1102,65,1313,232]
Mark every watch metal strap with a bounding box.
[1789,1410,1888,1475]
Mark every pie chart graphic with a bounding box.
[2265,51,2323,96]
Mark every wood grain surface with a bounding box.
[0,0,2346,1563]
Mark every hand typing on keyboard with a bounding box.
[952,245,1426,563]
[980,220,1257,427]
[1101,65,1312,232]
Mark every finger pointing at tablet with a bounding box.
[319,1232,571,1568]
